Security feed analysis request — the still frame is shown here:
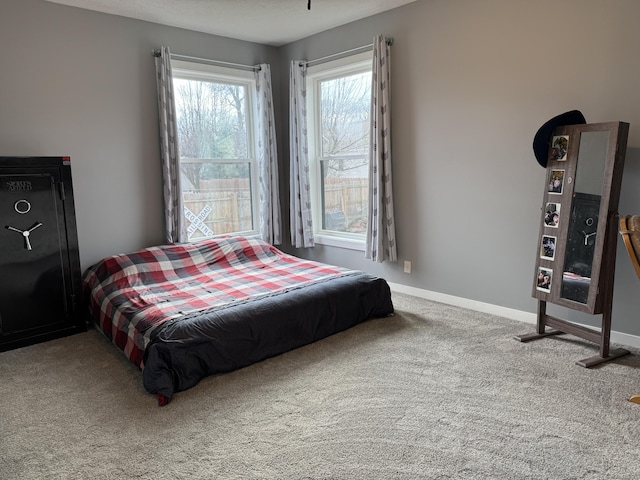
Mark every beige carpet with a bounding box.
[1,293,640,479]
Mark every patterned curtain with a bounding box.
[366,35,397,262]
[289,60,314,248]
[154,46,186,243]
[255,64,282,245]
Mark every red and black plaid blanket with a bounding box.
[82,236,351,369]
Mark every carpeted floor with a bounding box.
[1,292,639,479]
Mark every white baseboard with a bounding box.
[388,282,640,350]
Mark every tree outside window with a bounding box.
[172,67,258,240]
[311,62,372,237]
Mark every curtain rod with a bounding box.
[152,49,260,72]
[301,37,393,68]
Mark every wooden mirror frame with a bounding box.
[516,121,630,367]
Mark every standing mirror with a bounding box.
[560,129,611,308]
[517,120,630,367]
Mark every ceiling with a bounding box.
[42,0,418,46]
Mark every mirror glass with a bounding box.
[560,130,609,303]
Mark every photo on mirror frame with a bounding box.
[550,135,569,161]
[547,169,564,195]
[540,235,556,260]
[544,202,560,228]
[536,267,553,292]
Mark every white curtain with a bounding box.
[289,60,314,248]
[154,46,186,243]
[255,63,282,245]
[366,35,397,262]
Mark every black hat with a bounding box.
[533,110,586,167]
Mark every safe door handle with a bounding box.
[4,222,43,251]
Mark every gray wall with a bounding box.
[0,0,280,268]
[279,0,640,336]
[1,0,640,336]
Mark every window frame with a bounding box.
[306,51,372,251]
[171,60,261,240]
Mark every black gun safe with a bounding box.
[0,156,84,351]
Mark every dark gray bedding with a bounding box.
[144,271,393,404]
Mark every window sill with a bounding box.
[314,234,365,252]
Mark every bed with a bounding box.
[82,236,394,405]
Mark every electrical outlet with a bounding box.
[404,261,412,273]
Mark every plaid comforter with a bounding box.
[82,236,351,369]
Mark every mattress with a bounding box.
[82,236,394,404]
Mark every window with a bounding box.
[171,60,259,240]
[307,52,372,249]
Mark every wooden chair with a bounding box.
[619,215,640,404]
